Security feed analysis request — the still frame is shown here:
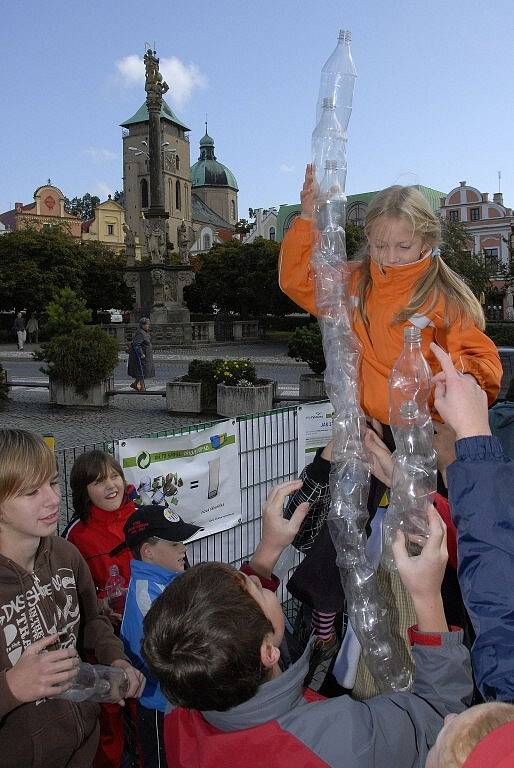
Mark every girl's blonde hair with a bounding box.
[356,185,485,329]
[0,429,57,506]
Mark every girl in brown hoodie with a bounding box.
[0,430,145,768]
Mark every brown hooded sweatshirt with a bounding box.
[0,535,127,767]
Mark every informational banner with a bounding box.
[118,421,240,540]
[297,402,334,473]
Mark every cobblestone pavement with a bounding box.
[0,341,304,450]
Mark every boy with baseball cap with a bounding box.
[111,503,202,767]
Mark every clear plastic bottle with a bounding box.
[311,100,346,190]
[316,29,357,131]
[54,662,129,703]
[105,564,126,615]
[382,326,437,569]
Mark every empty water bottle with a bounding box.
[383,326,437,570]
[316,29,357,131]
[55,662,129,703]
[105,564,126,615]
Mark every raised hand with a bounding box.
[430,343,490,439]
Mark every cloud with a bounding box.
[82,147,117,162]
[115,54,208,108]
[279,163,295,173]
[93,182,114,200]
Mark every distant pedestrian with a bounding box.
[13,312,26,350]
[128,317,155,392]
[26,313,39,344]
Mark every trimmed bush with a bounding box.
[36,326,118,398]
[486,322,514,347]
[288,323,326,375]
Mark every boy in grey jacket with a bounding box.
[143,480,474,768]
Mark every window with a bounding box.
[231,200,236,221]
[484,247,499,272]
[470,207,480,221]
[176,155,180,170]
[176,181,181,210]
[269,226,276,241]
[168,179,173,213]
[107,224,114,236]
[203,232,211,251]
[141,179,149,209]
[448,210,459,222]
[347,202,367,226]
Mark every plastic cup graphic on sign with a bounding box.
[207,457,220,499]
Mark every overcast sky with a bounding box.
[1,0,512,219]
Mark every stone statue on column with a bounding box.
[178,220,193,265]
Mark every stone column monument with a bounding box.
[124,48,194,325]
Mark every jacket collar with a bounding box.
[129,557,182,584]
[370,253,432,292]
[202,636,316,732]
[88,496,134,527]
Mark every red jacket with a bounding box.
[63,489,136,597]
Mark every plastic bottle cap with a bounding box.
[404,326,421,343]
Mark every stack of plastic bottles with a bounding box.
[311,29,411,691]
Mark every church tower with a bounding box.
[190,128,238,226]
[121,99,193,252]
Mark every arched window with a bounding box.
[269,226,276,241]
[176,155,180,170]
[141,178,149,209]
[346,202,367,226]
[203,232,211,251]
[168,179,173,214]
[231,199,236,221]
[176,181,181,210]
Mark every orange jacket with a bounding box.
[279,217,502,423]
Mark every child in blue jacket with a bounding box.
[112,504,201,767]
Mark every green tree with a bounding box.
[80,242,134,318]
[64,193,100,220]
[440,217,493,298]
[183,237,298,317]
[0,226,84,313]
[0,228,134,318]
[346,221,365,260]
[44,287,91,335]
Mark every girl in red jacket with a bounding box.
[63,450,138,768]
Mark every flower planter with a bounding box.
[166,380,202,413]
[49,377,112,408]
[299,373,326,400]
[217,380,274,417]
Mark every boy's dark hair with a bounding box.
[130,536,159,560]
[70,450,126,522]
[142,561,274,712]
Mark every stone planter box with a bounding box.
[166,380,202,413]
[49,377,112,408]
[299,373,326,400]
[217,380,274,418]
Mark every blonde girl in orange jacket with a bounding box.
[279,165,502,423]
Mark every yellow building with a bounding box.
[81,196,126,253]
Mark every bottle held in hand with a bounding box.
[105,564,126,615]
[55,662,129,703]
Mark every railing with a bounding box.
[54,406,303,603]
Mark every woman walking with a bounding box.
[128,317,155,392]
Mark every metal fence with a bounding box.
[55,404,304,605]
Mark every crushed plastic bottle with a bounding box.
[54,662,129,703]
[105,564,126,615]
[382,326,437,569]
[311,28,411,692]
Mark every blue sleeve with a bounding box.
[447,435,514,701]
